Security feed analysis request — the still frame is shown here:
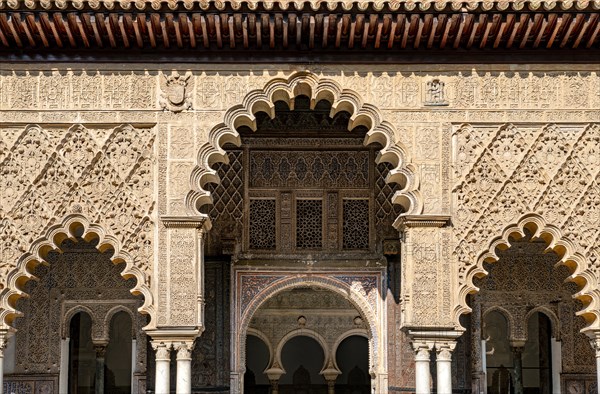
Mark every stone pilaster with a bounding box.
[394,215,453,329]
[159,215,211,330]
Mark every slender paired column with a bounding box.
[436,341,456,394]
[510,345,524,394]
[590,334,600,394]
[0,332,8,394]
[152,341,173,394]
[412,341,433,394]
[175,341,195,394]
[93,342,108,394]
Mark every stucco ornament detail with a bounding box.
[187,71,421,217]
[160,71,192,113]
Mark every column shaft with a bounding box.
[412,343,433,394]
[59,338,70,394]
[94,344,107,394]
[511,347,524,394]
[436,344,455,394]
[175,341,194,394]
[153,342,172,394]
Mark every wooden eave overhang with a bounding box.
[1,0,599,60]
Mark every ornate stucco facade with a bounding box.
[1,1,600,393]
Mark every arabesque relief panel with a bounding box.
[0,65,599,337]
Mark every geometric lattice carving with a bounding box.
[296,199,323,250]
[250,151,369,189]
[375,162,403,236]
[249,199,276,250]
[343,199,369,249]
[0,124,155,326]
[454,123,600,329]
[205,150,244,225]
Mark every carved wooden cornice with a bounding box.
[1,0,599,52]
[2,0,599,12]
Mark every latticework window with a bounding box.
[343,199,369,249]
[249,199,276,249]
[296,199,323,249]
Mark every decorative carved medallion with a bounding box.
[159,71,192,112]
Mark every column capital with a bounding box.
[93,342,108,358]
[175,340,195,361]
[411,340,434,361]
[151,340,173,361]
[436,340,457,362]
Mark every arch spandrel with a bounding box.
[0,214,156,330]
[185,71,422,218]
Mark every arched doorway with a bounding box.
[245,333,271,394]
[474,229,595,394]
[243,287,372,394]
[68,312,95,394]
[335,336,370,394]
[7,234,147,393]
[280,336,326,393]
[198,81,397,394]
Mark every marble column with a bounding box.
[175,341,195,394]
[590,334,600,394]
[59,338,70,394]
[0,333,7,394]
[93,342,107,394]
[511,345,524,394]
[471,296,486,394]
[436,341,456,394]
[152,341,173,394]
[412,341,433,394]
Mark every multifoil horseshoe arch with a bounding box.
[186,71,422,216]
[0,214,155,329]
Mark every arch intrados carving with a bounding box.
[456,213,599,332]
[246,327,274,371]
[62,306,96,339]
[274,328,330,374]
[0,214,155,329]
[331,329,370,372]
[186,71,422,216]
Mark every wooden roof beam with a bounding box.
[586,15,600,48]
[560,13,583,48]
[572,14,597,48]
[28,14,49,47]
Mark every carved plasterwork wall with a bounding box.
[453,122,600,331]
[0,123,156,327]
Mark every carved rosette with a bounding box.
[159,71,192,112]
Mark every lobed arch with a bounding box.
[185,71,422,216]
[235,276,382,382]
[331,329,370,374]
[246,327,274,370]
[273,328,330,375]
[0,214,155,330]
[455,213,599,334]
